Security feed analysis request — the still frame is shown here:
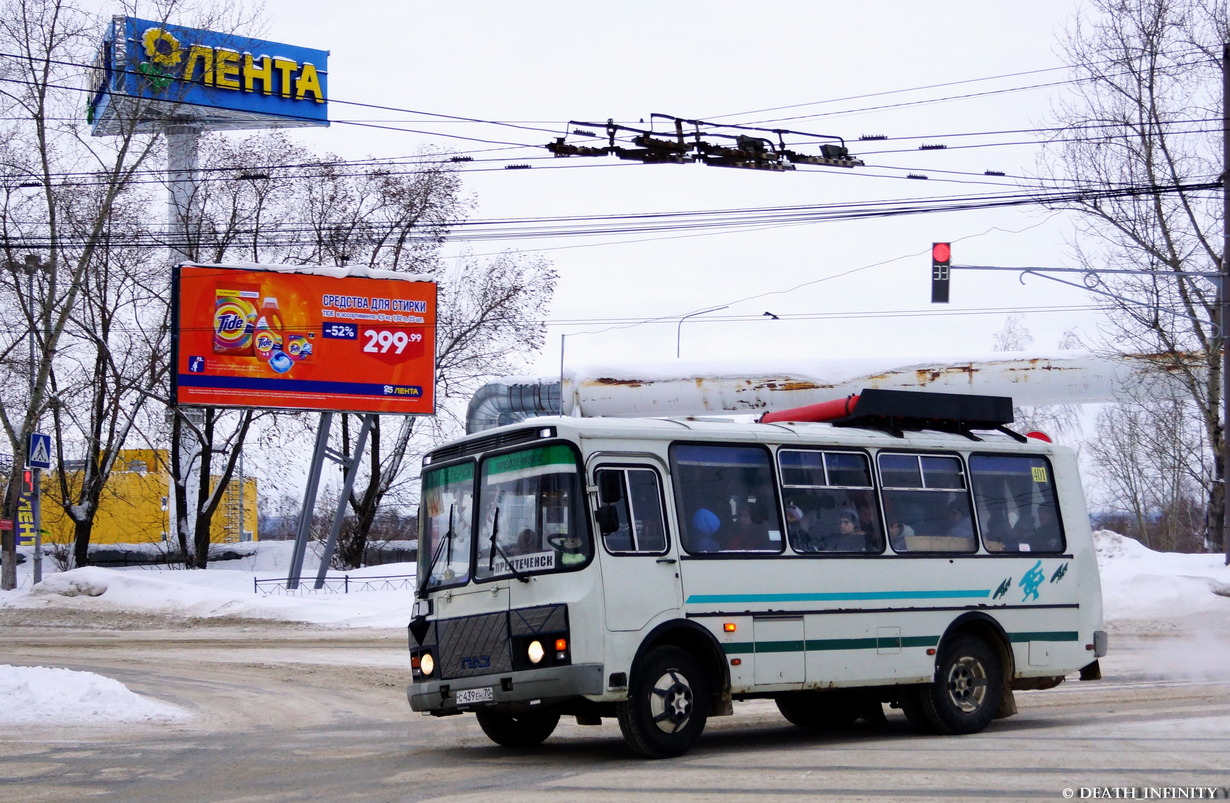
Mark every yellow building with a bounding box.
[41,449,259,546]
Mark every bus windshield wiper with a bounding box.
[417,504,453,599]
[488,507,529,583]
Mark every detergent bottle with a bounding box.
[253,296,286,368]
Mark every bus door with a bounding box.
[591,459,683,632]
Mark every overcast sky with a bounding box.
[168,0,1102,379]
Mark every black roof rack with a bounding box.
[828,389,1018,440]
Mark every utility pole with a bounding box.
[1221,42,1229,566]
[1,254,48,590]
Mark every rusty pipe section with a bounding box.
[466,351,1202,432]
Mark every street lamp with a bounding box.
[676,305,728,359]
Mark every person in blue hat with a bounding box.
[688,508,722,553]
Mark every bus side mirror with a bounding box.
[595,505,620,536]
[598,471,623,505]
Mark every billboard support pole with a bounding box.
[166,124,205,564]
[314,414,376,589]
[287,412,333,590]
[166,124,199,263]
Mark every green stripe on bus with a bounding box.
[686,589,990,604]
[721,631,1078,657]
[721,635,941,655]
[754,640,806,654]
[423,462,473,489]
[1008,631,1080,643]
[484,444,575,477]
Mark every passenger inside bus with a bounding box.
[687,507,722,553]
[945,501,975,540]
[887,519,916,550]
[728,503,773,550]
[828,509,868,551]
[785,503,810,549]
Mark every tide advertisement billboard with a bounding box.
[172,265,436,415]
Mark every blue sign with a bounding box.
[89,17,329,135]
[27,433,51,470]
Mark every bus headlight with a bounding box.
[420,651,435,677]
[527,640,545,664]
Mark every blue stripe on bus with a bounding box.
[685,589,991,604]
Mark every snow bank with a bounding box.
[1094,530,1230,631]
[0,664,187,724]
[9,559,418,628]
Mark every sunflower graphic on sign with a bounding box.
[138,27,180,91]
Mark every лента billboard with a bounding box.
[173,265,436,415]
[88,16,328,135]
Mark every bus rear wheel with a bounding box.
[617,646,709,759]
[474,709,560,748]
[912,634,1002,735]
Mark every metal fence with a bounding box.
[253,573,415,595]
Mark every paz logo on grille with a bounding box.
[460,655,491,670]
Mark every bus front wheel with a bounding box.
[474,708,560,748]
[912,634,1002,735]
[617,645,710,759]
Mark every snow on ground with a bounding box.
[1094,530,1230,628]
[0,665,188,724]
[1,531,1227,725]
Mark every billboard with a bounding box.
[172,265,436,415]
[88,16,328,135]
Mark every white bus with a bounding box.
[406,389,1106,758]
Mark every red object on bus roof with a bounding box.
[760,394,860,424]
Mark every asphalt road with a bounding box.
[2,614,1228,802]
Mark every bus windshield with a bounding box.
[418,461,475,591]
[475,443,591,581]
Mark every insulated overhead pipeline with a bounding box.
[464,351,1201,433]
[465,381,563,434]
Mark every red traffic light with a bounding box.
[931,242,951,304]
[20,469,33,495]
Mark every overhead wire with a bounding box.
[3,48,1218,192]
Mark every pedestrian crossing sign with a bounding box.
[28,433,51,469]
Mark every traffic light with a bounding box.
[931,242,951,303]
[20,469,33,497]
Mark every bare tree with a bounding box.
[0,0,174,584]
[1087,374,1209,551]
[1041,0,1228,553]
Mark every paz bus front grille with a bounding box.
[434,605,568,680]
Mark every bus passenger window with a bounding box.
[778,449,883,553]
[670,444,783,554]
[595,467,668,555]
[970,454,1065,553]
[878,453,976,553]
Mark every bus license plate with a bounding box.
[455,687,494,705]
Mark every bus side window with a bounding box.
[670,444,783,554]
[970,454,1065,553]
[879,452,976,553]
[596,467,668,555]
[779,449,882,553]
